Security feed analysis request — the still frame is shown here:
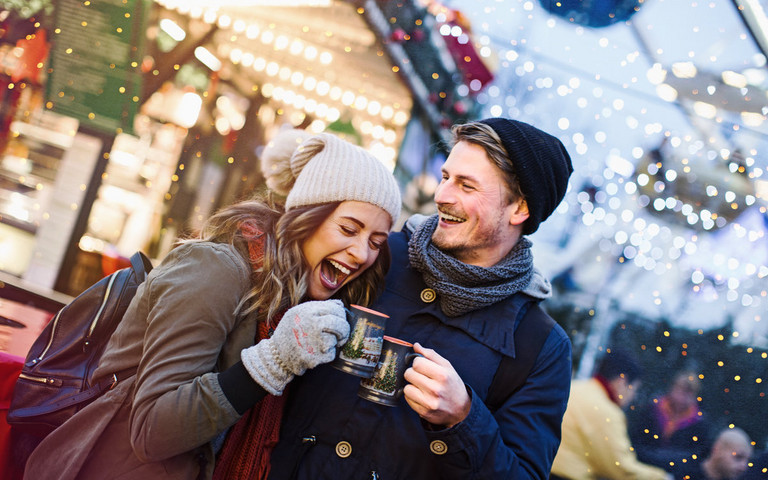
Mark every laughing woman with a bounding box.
[23,133,402,480]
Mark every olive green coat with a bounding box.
[24,241,259,480]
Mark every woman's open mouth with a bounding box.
[319,258,353,290]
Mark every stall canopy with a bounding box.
[146,0,489,166]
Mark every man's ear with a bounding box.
[509,198,530,227]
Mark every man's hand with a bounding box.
[402,343,471,428]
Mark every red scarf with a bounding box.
[595,375,621,405]
[212,224,288,480]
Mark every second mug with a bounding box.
[358,336,421,407]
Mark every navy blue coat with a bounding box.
[268,230,572,479]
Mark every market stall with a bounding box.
[0,0,488,297]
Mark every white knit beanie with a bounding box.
[285,133,401,224]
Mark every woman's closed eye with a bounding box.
[369,238,385,250]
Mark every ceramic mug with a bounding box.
[357,336,421,407]
[331,304,388,378]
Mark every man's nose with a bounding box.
[434,181,455,205]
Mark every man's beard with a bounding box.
[430,220,506,265]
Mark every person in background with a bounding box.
[550,349,673,480]
[673,427,753,480]
[628,369,714,469]
[23,132,402,480]
[268,117,575,479]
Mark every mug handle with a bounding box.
[396,353,424,398]
[406,352,423,363]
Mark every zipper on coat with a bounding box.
[289,435,318,479]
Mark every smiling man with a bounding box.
[268,117,575,479]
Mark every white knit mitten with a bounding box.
[241,299,349,395]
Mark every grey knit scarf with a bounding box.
[408,215,535,317]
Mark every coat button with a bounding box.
[420,288,436,303]
[429,439,448,455]
[335,440,352,458]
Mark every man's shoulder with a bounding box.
[403,213,431,233]
[515,300,571,351]
[544,313,571,349]
[387,214,428,252]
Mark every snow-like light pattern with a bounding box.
[442,0,768,347]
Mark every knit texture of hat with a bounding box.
[480,117,573,235]
[285,133,402,224]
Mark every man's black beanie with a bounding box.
[479,117,573,235]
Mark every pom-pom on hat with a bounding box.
[479,117,573,235]
[285,133,402,225]
[260,128,313,196]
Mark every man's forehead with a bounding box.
[445,143,493,170]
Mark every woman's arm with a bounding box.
[129,242,252,462]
